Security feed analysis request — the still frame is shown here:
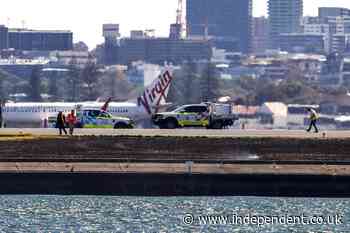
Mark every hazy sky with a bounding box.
[1,0,350,49]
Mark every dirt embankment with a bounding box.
[0,136,350,162]
[1,136,350,196]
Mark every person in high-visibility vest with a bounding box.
[67,110,77,136]
[306,108,319,133]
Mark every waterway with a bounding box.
[0,195,348,232]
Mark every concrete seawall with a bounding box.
[1,134,350,196]
[0,172,348,197]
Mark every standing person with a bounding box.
[306,108,319,133]
[67,110,77,136]
[0,100,5,128]
[56,111,67,135]
[0,101,3,128]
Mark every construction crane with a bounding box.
[170,0,185,39]
[176,0,183,26]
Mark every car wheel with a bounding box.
[158,122,166,129]
[114,122,129,129]
[211,121,223,129]
[165,118,178,129]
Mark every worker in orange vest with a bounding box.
[67,110,77,136]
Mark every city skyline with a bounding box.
[0,0,350,49]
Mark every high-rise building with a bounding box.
[319,7,350,21]
[252,17,269,54]
[268,0,303,49]
[0,25,8,50]
[186,0,252,53]
[321,16,350,54]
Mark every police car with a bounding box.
[77,109,133,129]
[152,103,238,129]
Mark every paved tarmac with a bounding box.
[0,128,349,138]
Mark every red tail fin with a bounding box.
[101,97,112,112]
[137,70,173,115]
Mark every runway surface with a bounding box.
[0,128,349,138]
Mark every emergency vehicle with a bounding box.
[48,108,133,129]
[152,103,238,129]
[76,109,133,129]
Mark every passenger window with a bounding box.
[184,107,195,112]
[198,106,208,113]
[184,106,204,113]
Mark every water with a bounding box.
[0,195,348,233]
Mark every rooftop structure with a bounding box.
[279,33,325,54]
[5,28,73,51]
[319,7,350,20]
[103,24,120,39]
[104,37,212,65]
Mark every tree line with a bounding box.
[0,59,135,102]
[2,58,341,108]
[167,61,221,106]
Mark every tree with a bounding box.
[48,71,59,101]
[66,57,81,101]
[81,57,101,101]
[200,63,220,102]
[98,67,134,100]
[182,60,198,103]
[28,66,42,101]
[168,60,201,105]
[0,69,8,128]
[0,99,3,128]
[73,41,89,52]
[0,69,7,101]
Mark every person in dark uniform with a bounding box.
[56,111,67,135]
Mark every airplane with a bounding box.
[1,70,173,127]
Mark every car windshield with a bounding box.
[85,110,100,117]
[173,106,186,113]
[99,112,111,118]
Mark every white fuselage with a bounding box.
[2,102,148,124]
[2,70,173,127]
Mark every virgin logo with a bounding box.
[137,71,173,115]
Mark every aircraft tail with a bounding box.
[101,97,112,112]
[136,70,173,115]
